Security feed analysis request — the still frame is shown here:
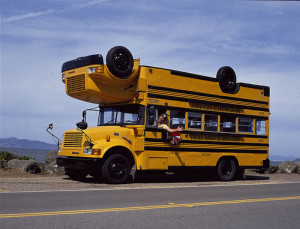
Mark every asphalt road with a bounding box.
[1,181,300,229]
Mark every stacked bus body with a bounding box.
[54,46,269,183]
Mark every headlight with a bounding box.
[58,147,61,153]
[84,148,92,155]
[88,66,104,74]
[62,73,65,83]
[84,148,101,155]
[88,67,96,73]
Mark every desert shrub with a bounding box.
[19,156,35,160]
[0,151,35,161]
[0,151,18,161]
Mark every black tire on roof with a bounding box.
[217,66,237,93]
[106,46,134,79]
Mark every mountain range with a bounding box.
[0,137,298,163]
[0,137,57,150]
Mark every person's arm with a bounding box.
[165,126,184,133]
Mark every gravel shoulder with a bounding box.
[1,169,299,192]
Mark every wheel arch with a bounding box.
[216,156,239,168]
[103,146,135,168]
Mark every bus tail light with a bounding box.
[134,128,138,136]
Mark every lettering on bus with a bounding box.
[148,99,160,104]
[189,102,244,114]
[188,133,244,142]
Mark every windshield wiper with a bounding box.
[104,119,115,125]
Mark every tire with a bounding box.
[106,46,134,78]
[65,168,88,181]
[217,158,237,181]
[102,154,131,184]
[216,66,237,93]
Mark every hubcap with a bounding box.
[113,52,129,71]
[109,160,126,178]
[221,160,232,176]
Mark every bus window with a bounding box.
[255,119,266,135]
[146,106,167,127]
[98,104,144,126]
[204,114,218,132]
[221,115,236,133]
[170,110,185,129]
[238,118,253,133]
[188,112,202,130]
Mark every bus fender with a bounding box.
[102,145,136,168]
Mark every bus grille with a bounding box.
[63,132,83,148]
[66,75,86,94]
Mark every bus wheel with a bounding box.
[65,168,88,181]
[106,46,134,79]
[102,154,130,184]
[216,66,237,93]
[217,158,236,181]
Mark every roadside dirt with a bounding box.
[0,168,299,192]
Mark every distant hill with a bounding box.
[294,158,300,162]
[0,137,57,150]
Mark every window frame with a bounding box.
[238,117,254,134]
[204,114,219,132]
[187,111,203,130]
[255,119,267,135]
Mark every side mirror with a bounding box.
[76,121,88,130]
[147,106,156,126]
[48,123,53,130]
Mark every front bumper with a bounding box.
[56,156,103,170]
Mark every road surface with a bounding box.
[1,179,299,229]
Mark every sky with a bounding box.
[1,0,300,160]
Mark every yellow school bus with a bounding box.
[56,46,270,183]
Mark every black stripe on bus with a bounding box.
[170,70,269,91]
[148,85,268,105]
[145,138,269,147]
[148,93,269,112]
[145,128,269,139]
[146,104,269,120]
[144,146,268,154]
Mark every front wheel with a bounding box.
[217,159,237,181]
[102,154,130,184]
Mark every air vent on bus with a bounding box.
[66,75,86,94]
[63,132,83,148]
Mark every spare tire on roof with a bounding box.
[216,66,237,93]
[106,46,134,79]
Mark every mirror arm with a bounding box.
[46,124,60,147]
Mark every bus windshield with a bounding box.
[98,104,144,126]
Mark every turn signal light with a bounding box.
[92,149,101,155]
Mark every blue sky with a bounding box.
[1,0,299,160]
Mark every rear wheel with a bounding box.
[102,154,130,184]
[217,158,237,181]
